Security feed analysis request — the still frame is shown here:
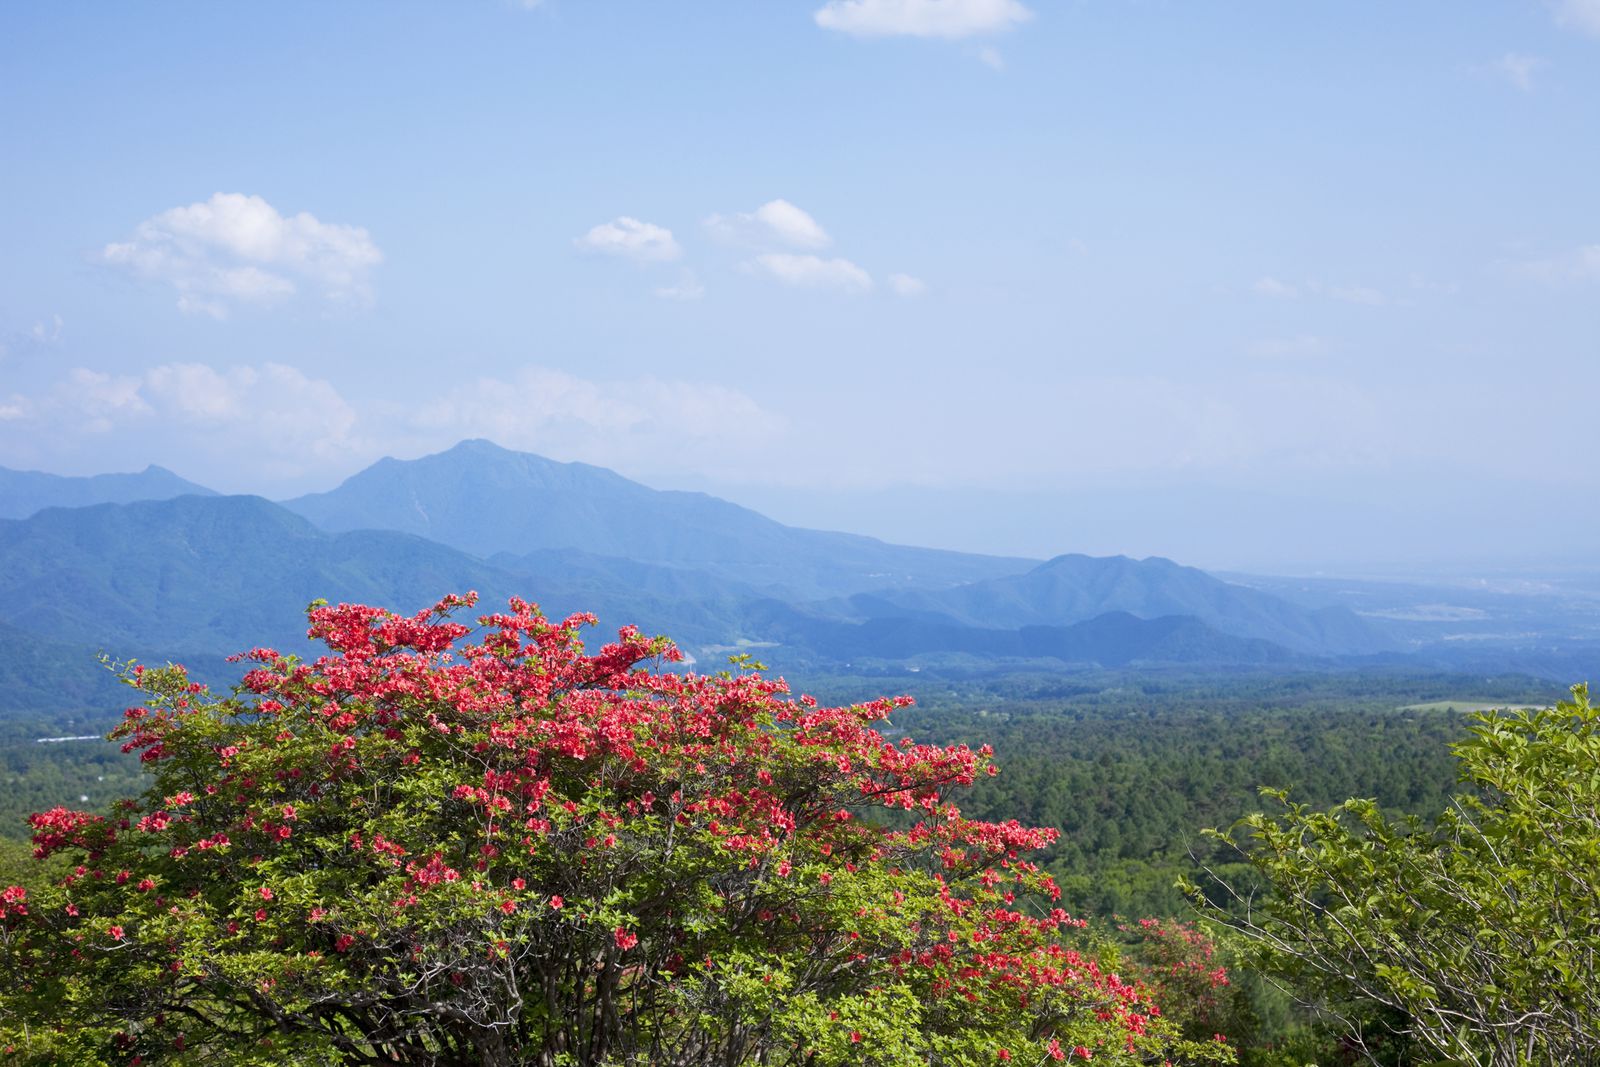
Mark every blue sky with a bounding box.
[1,1,1597,571]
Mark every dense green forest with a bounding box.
[2,667,1555,916]
[799,668,1554,917]
[0,665,1571,1064]
[0,713,143,841]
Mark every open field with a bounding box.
[1402,698,1541,714]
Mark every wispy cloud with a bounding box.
[815,0,1033,39]
[0,314,64,362]
[0,362,358,472]
[99,193,381,317]
[574,216,683,263]
[744,253,873,291]
[1490,52,1545,92]
[1252,277,1386,305]
[705,199,832,250]
[705,200,888,292]
[30,315,63,344]
[654,270,706,301]
[1507,244,1600,285]
[0,368,149,434]
[888,272,926,296]
[65,368,151,431]
[1252,276,1300,299]
[0,361,783,491]
[1553,0,1600,36]
[415,368,781,457]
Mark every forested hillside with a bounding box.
[4,667,1546,920]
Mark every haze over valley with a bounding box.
[2,440,1592,717]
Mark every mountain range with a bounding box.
[282,440,1027,600]
[0,463,214,519]
[5,438,1583,716]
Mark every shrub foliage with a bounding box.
[1,594,1228,1066]
[1193,684,1600,1066]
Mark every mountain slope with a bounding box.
[0,496,779,669]
[0,456,1417,721]
[739,602,1300,668]
[0,621,138,713]
[837,553,1390,655]
[0,464,216,519]
[0,495,488,654]
[0,493,1335,718]
[281,440,1032,599]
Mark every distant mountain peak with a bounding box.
[1036,552,1179,572]
[853,549,1392,656]
[373,440,628,483]
[280,440,1030,599]
[451,437,510,453]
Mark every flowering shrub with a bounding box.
[1114,919,1234,1052]
[0,593,1231,1065]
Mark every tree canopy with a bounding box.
[1193,684,1600,1066]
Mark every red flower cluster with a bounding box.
[1,593,1223,1065]
[27,806,112,860]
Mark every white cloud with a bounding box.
[1492,52,1545,92]
[744,253,873,291]
[977,45,1005,69]
[0,361,781,493]
[654,270,706,301]
[815,0,1033,39]
[705,199,831,250]
[0,361,357,477]
[400,368,787,485]
[1,314,63,362]
[1252,276,1300,299]
[142,363,245,421]
[1576,246,1600,279]
[2,368,149,434]
[1554,0,1600,36]
[754,200,831,249]
[888,272,926,297]
[142,362,359,472]
[62,369,150,432]
[574,216,683,263]
[30,315,63,344]
[416,368,778,450]
[1509,244,1600,284]
[99,193,382,317]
